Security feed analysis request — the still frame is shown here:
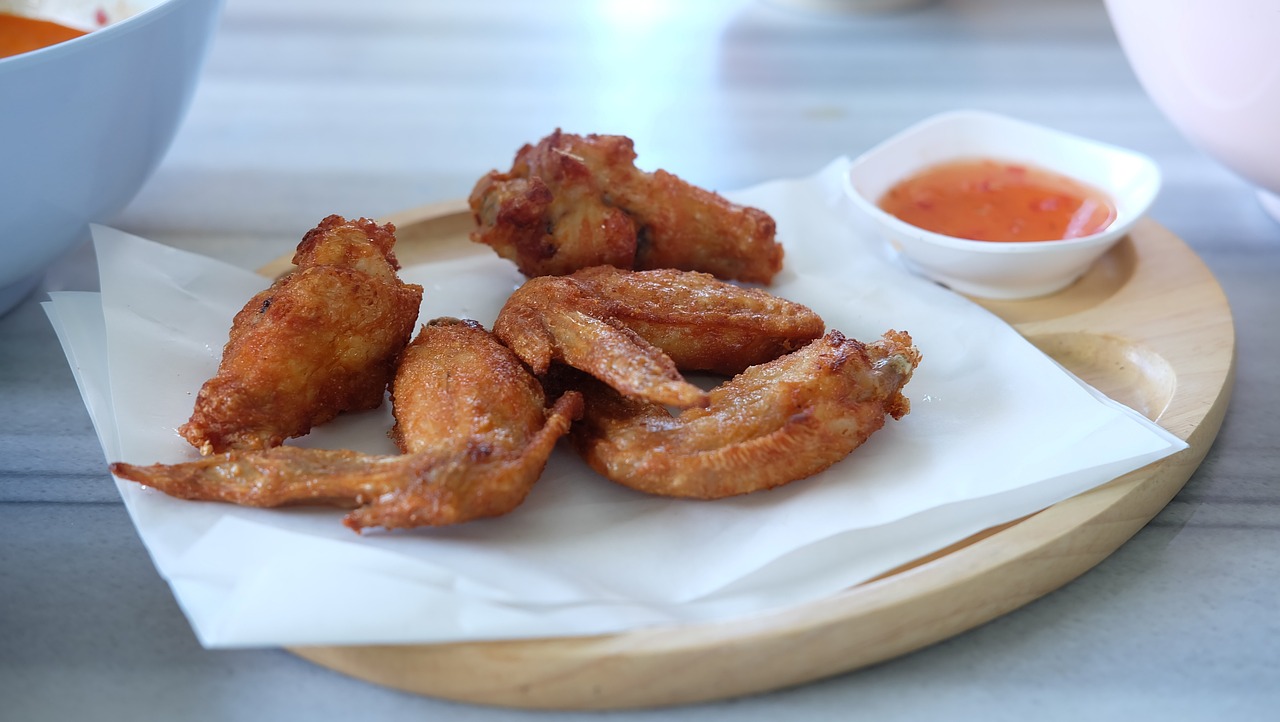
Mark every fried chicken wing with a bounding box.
[468,148,637,276]
[493,266,824,409]
[179,215,423,455]
[113,318,584,532]
[569,266,824,374]
[470,130,783,284]
[567,330,920,499]
[390,318,547,455]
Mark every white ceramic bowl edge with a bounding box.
[844,110,1161,299]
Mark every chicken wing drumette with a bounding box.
[179,215,424,455]
[470,130,784,284]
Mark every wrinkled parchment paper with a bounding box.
[44,160,1185,647]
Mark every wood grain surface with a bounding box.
[284,206,1235,710]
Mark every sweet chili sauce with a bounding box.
[0,12,88,58]
[877,158,1116,242]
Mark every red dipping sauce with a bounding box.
[877,159,1116,243]
[0,12,88,58]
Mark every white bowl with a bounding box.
[844,110,1162,300]
[0,0,223,315]
[1106,0,1280,222]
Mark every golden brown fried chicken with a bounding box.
[493,266,824,409]
[390,318,547,455]
[470,130,783,284]
[468,148,637,277]
[495,273,705,408]
[567,330,920,499]
[568,266,824,374]
[179,215,423,455]
[113,319,584,532]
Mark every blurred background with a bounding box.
[98,0,1278,274]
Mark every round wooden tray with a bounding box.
[284,202,1235,710]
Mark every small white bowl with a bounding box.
[844,110,1162,299]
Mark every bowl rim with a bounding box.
[843,108,1163,255]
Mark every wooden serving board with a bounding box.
[284,202,1235,710]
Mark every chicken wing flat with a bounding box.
[179,215,423,455]
[390,317,548,455]
[567,330,920,499]
[568,266,824,374]
[113,319,584,532]
[470,130,783,284]
[109,397,580,532]
[493,266,824,409]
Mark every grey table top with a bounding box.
[3,0,1278,719]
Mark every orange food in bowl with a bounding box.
[877,158,1117,243]
[0,12,87,58]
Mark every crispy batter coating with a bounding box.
[113,319,584,532]
[470,130,783,284]
[569,266,824,374]
[468,148,636,276]
[178,215,423,455]
[493,266,824,409]
[567,330,920,499]
[390,318,547,455]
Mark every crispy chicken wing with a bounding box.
[179,215,423,455]
[470,130,783,284]
[493,266,824,408]
[566,330,920,499]
[115,319,583,532]
[568,266,824,374]
[468,149,637,276]
[390,318,547,455]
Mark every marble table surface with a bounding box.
[3,0,1277,719]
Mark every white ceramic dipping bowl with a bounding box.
[844,110,1162,300]
[0,0,223,315]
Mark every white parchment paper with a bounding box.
[44,159,1186,647]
